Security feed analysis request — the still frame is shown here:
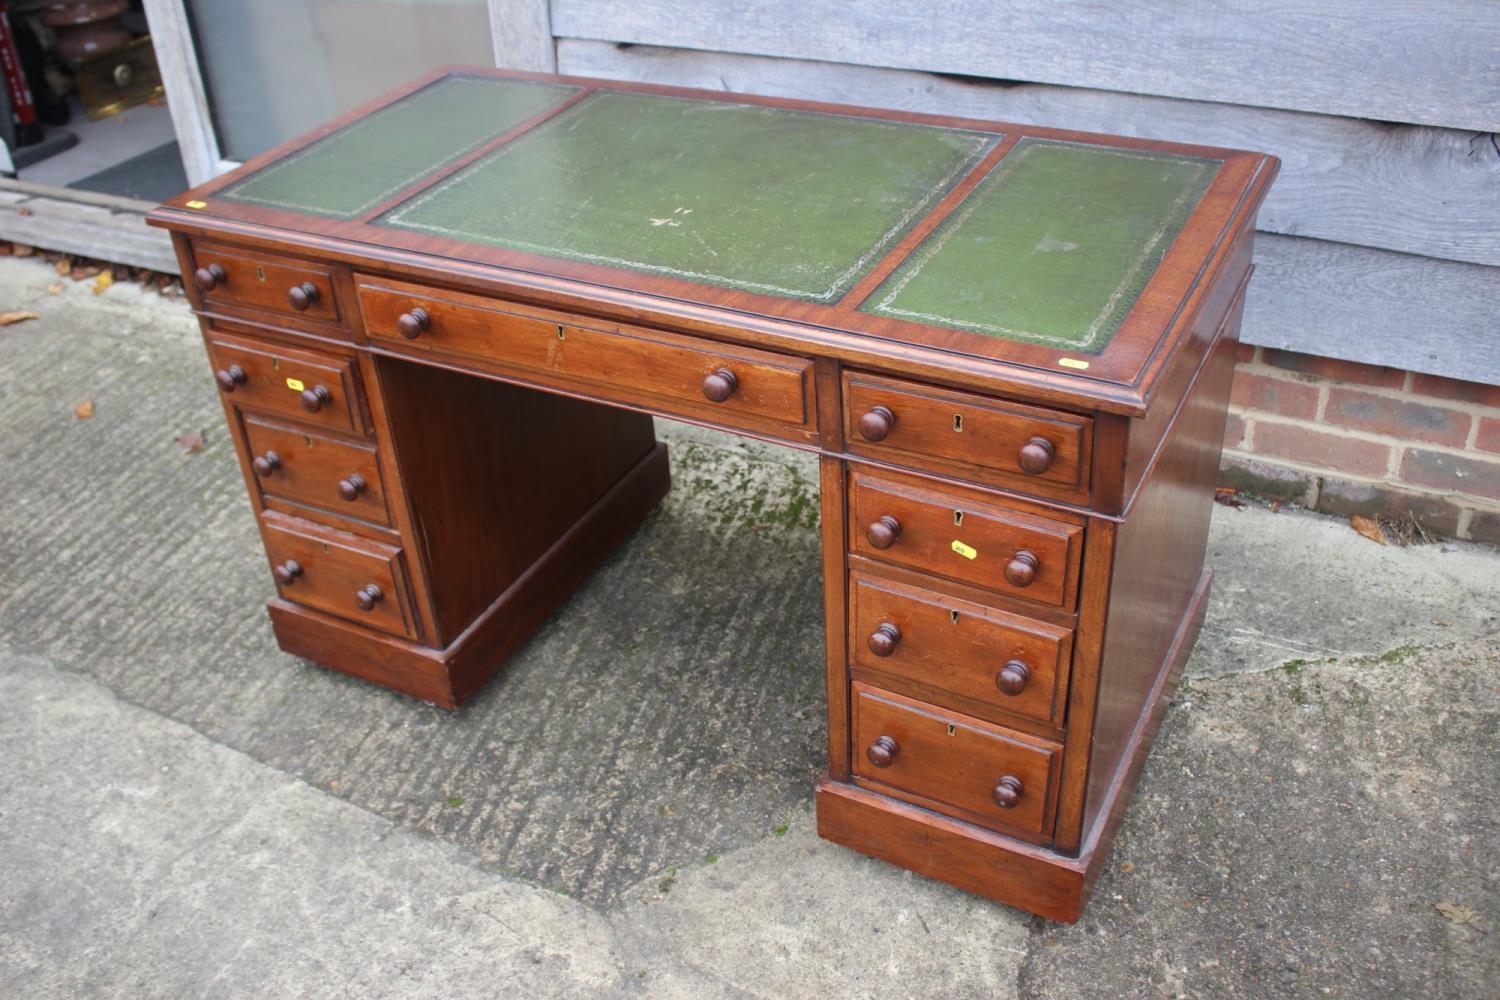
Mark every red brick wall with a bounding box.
[1220,346,1500,544]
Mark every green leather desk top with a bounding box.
[166,69,1276,404]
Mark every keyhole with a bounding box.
[950,609,960,625]
[321,543,329,554]
[946,724,957,737]
[953,510,964,526]
[255,265,267,282]
[304,435,313,447]
[271,357,280,369]
[953,414,963,432]
[556,324,566,340]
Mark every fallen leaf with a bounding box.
[12,242,34,255]
[175,431,205,454]
[74,399,94,419]
[1350,515,1387,545]
[92,271,113,295]
[1435,900,1480,924]
[1269,499,1284,513]
[15,207,31,217]
[72,265,100,281]
[47,281,65,294]
[1119,862,1134,873]
[1213,490,1246,509]
[54,257,70,276]
[0,310,39,326]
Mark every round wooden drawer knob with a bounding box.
[996,659,1030,696]
[251,451,282,477]
[866,515,902,550]
[215,364,246,393]
[992,775,1024,809]
[337,474,367,501]
[1018,436,1055,475]
[866,735,899,768]
[287,281,320,311]
[299,385,332,413]
[273,560,302,585]
[867,622,902,657]
[396,307,430,340]
[857,405,895,442]
[701,367,738,402]
[193,263,226,291]
[355,584,384,611]
[1004,550,1040,588]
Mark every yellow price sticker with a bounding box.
[285,377,305,392]
[951,540,978,560]
[185,200,208,209]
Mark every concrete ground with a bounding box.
[0,254,1496,999]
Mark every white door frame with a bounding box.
[141,0,556,188]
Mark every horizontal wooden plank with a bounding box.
[0,189,178,273]
[1247,235,1500,387]
[552,0,1500,132]
[559,41,1500,267]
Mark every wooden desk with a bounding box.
[148,68,1277,922]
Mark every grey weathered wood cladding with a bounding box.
[552,0,1500,132]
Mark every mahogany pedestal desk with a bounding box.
[148,68,1277,922]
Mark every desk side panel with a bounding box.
[1081,313,1242,838]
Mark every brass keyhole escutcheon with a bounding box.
[255,265,267,282]
[556,324,566,340]
[321,543,330,554]
[946,724,957,737]
[950,609,960,625]
[953,510,964,526]
[953,413,963,432]
[304,435,313,447]
[271,356,280,369]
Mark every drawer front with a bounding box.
[357,278,814,440]
[260,512,417,640]
[848,469,1083,610]
[191,242,342,326]
[844,372,1091,497]
[243,416,390,526]
[850,570,1072,727]
[852,684,1061,838]
[206,333,364,434]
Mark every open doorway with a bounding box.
[1,1,186,201]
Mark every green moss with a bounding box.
[1281,658,1309,675]
[1378,644,1422,664]
[772,823,789,836]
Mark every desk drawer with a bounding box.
[848,469,1083,610]
[357,278,815,441]
[844,372,1091,499]
[850,569,1072,728]
[260,512,417,640]
[206,333,365,434]
[190,241,342,327]
[243,416,390,527]
[852,684,1061,839]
